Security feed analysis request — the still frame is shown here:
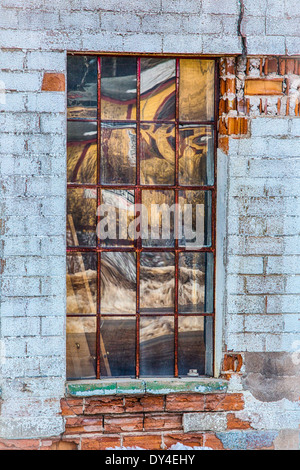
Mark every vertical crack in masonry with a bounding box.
[238,0,247,57]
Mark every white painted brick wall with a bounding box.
[226,117,300,354]
[0,0,299,441]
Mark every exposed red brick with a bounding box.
[226,77,236,94]
[42,73,65,92]
[220,78,226,95]
[61,398,84,416]
[0,439,40,450]
[219,98,226,116]
[279,58,286,75]
[165,394,205,412]
[266,58,278,75]
[227,413,252,430]
[84,397,124,415]
[218,136,229,155]
[205,393,244,412]
[40,439,79,450]
[124,396,164,413]
[81,436,121,450]
[223,353,243,372]
[144,413,182,431]
[225,58,236,75]
[123,434,162,450]
[244,78,283,95]
[104,415,143,433]
[203,433,224,450]
[65,416,103,434]
[164,432,204,448]
[286,59,295,74]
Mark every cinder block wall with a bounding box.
[0,0,299,450]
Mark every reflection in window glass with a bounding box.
[179,59,215,122]
[178,316,205,376]
[101,252,136,315]
[179,252,214,314]
[67,253,97,315]
[140,123,175,185]
[100,317,136,377]
[142,190,175,247]
[101,57,137,121]
[141,58,176,121]
[67,121,97,184]
[100,189,135,247]
[140,253,175,314]
[179,190,212,248]
[179,125,214,186]
[140,317,174,377]
[67,316,96,380]
[101,122,136,185]
[67,55,97,119]
[67,188,97,247]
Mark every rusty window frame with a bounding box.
[66,54,218,380]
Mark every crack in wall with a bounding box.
[238,0,247,57]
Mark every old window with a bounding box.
[66,55,217,380]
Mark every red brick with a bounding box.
[65,417,103,434]
[42,73,65,92]
[223,354,243,372]
[164,432,204,449]
[244,78,283,95]
[84,397,124,415]
[203,433,224,450]
[0,439,40,450]
[40,439,79,450]
[205,393,244,411]
[144,413,182,431]
[104,415,143,433]
[227,413,252,430]
[60,398,84,416]
[165,394,205,412]
[218,136,229,155]
[81,436,121,450]
[265,58,278,75]
[124,396,164,413]
[123,434,162,450]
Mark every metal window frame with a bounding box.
[67,54,219,380]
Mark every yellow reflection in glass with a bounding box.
[140,124,175,185]
[179,59,215,121]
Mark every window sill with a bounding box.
[66,377,228,397]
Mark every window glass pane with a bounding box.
[179,252,214,314]
[99,189,135,247]
[100,317,136,377]
[140,123,175,185]
[179,190,212,248]
[178,316,205,376]
[67,253,97,315]
[101,252,136,315]
[101,122,136,185]
[140,253,175,314]
[67,55,97,119]
[140,317,174,377]
[67,188,97,247]
[66,317,96,380]
[140,58,176,121]
[142,190,175,247]
[179,125,214,186]
[101,57,137,121]
[179,59,214,122]
[67,121,97,184]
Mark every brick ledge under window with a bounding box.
[66,378,228,397]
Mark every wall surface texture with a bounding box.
[0,0,300,450]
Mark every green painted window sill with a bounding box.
[66,378,228,397]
